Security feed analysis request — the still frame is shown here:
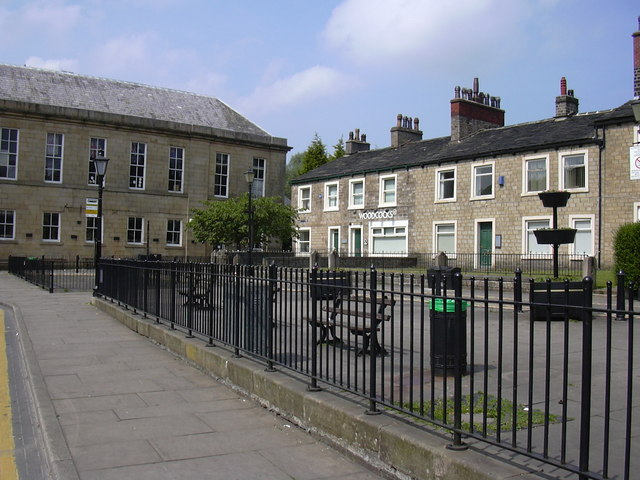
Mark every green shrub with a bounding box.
[613,222,640,286]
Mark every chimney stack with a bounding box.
[390,113,423,147]
[634,16,640,98]
[345,128,370,155]
[555,77,579,117]
[450,78,504,142]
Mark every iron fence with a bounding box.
[92,259,637,480]
[8,256,95,292]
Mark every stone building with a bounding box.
[290,23,640,269]
[0,65,289,261]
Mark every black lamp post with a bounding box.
[244,168,255,266]
[93,156,109,295]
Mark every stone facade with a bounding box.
[0,66,289,261]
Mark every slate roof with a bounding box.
[292,102,633,184]
[0,64,271,138]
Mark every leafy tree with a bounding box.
[331,136,345,161]
[189,195,298,250]
[285,152,304,195]
[299,133,329,175]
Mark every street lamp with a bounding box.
[94,156,109,295]
[244,168,255,266]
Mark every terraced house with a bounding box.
[291,23,640,269]
[0,65,289,262]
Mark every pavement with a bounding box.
[0,272,387,480]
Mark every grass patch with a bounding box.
[400,392,560,434]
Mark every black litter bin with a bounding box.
[430,298,468,376]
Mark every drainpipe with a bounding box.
[595,127,605,268]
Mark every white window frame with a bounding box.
[85,216,102,243]
[378,174,397,207]
[369,219,408,256]
[298,185,311,212]
[44,133,64,183]
[168,146,184,193]
[297,228,311,255]
[127,217,144,244]
[129,142,146,190]
[214,152,229,198]
[569,214,594,257]
[474,218,495,268]
[435,166,456,202]
[166,219,182,246]
[88,137,107,186]
[0,209,15,240]
[42,212,60,242]
[252,157,265,197]
[324,181,339,211]
[328,226,341,253]
[522,155,548,195]
[0,127,19,180]
[635,202,640,222]
[348,178,365,209]
[433,221,457,256]
[471,161,494,200]
[559,149,588,192]
[522,216,552,257]
[348,224,363,257]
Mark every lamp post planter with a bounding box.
[538,191,571,208]
[533,228,577,245]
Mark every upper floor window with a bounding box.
[349,179,365,209]
[472,163,494,199]
[45,133,64,183]
[0,128,19,180]
[0,210,15,240]
[252,158,265,197]
[379,174,396,207]
[168,147,184,193]
[561,152,587,191]
[214,153,229,197]
[436,168,456,201]
[298,185,311,212]
[129,142,146,189]
[324,182,339,211]
[524,156,547,193]
[127,216,144,244]
[167,219,182,246]
[43,212,60,242]
[88,138,106,185]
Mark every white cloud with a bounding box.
[22,0,82,32]
[238,65,356,116]
[323,0,531,70]
[24,56,78,71]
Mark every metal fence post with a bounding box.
[308,266,321,391]
[579,276,593,480]
[448,271,468,450]
[186,263,194,338]
[266,263,277,372]
[366,265,381,415]
[233,264,241,358]
[514,268,522,312]
[616,270,626,321]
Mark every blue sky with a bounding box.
[0,0,637,157]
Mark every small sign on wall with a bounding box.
[631,145,640,180]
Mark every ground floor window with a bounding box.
[297,228,310,254]
[370,220,407,255]
[85,216,101,243]
[167,219,182,246]
[0,210,15,240]
[43,212,60,242]
[434,222,456,254]
[127,217,144,244]
[524,218,551,255]
[571,216,593,256]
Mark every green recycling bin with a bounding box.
[430,298,468,376]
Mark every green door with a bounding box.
[479,222,492,268]
[352,228,362,257]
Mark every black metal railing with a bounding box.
[8,255,95,292]
[91,259,637,480]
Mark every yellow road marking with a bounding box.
[0,310,18,479]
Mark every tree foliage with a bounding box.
[299,133,329,175]
[331,136,345,161]
[613,222,640,286]
[285,152,304,195]
[188,195,298,250]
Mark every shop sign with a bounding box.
[358,209,397,220]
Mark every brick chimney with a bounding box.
[634,16,640,98]
[390,114,423,147]
[555,77,579,117]
[345,128,370,155]
[450,78,504,142]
